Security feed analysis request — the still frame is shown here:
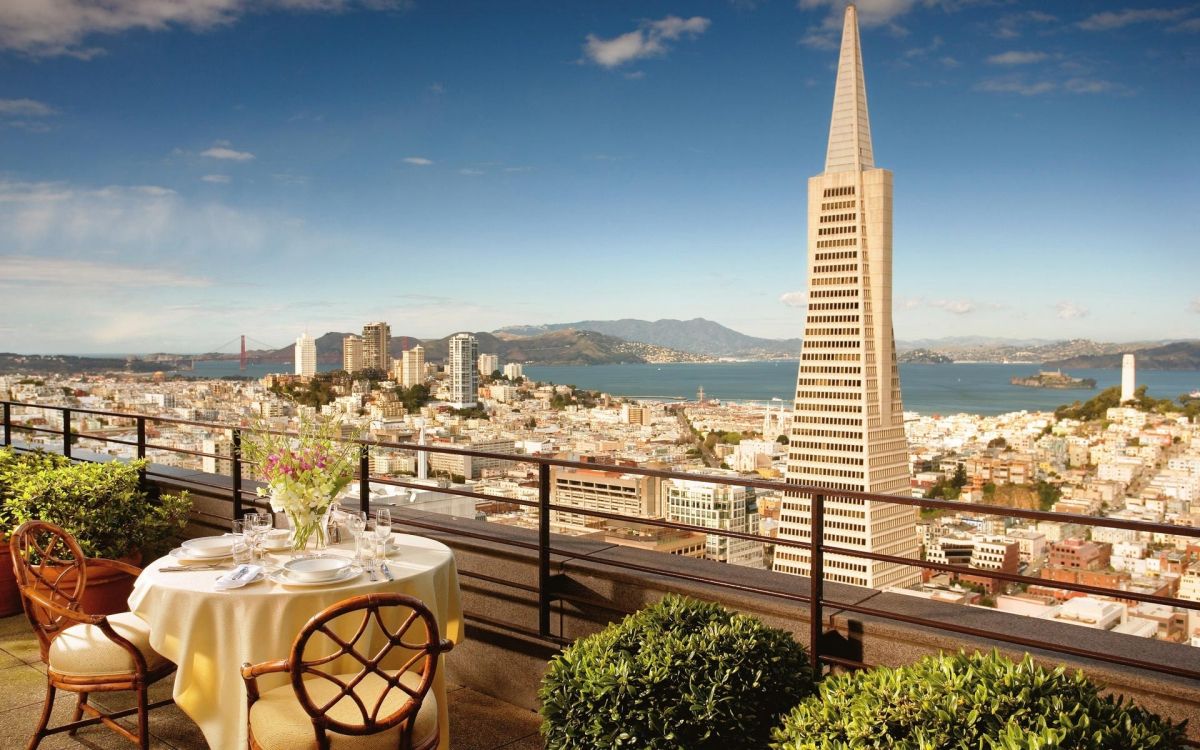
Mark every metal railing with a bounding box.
[4,398,1200,685]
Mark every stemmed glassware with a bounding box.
[373,509,392,560]
[346,511,367,563]
[251,512,273,552]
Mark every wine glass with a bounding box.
[346,511,367,563]
[373,509,392,560]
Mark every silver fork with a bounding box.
[366,558,378,582]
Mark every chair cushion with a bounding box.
[249,669,438,750]
[48,611,169,677]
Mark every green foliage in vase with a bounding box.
[771,650,1187,750]
[540,594,817,750]
[3,453,191,558]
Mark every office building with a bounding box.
[550,467,660,535]
[774,4,920,589]
[448,333,478,408]
[294,332,316,378]
[362,322,391,373]
[664,479,765,568]
[343,335,363,374]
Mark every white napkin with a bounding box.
[214,564,262,591]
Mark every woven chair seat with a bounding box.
[48,611,169,678]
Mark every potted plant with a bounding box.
[3,454,191,615]
[540,594,817,750]
[771,650,1188,749]
[0,448,71,615]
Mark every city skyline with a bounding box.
[1,0,1198,353]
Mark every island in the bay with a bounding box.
[1010,370,1097,389]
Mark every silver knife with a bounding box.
[381,562,393,581]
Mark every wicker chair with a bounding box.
[9,520,175,750]
[241,592,454,750]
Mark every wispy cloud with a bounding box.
[975,78,1056,96]
[583,15,711,68]
[0,98,56,116]
[991,10,1057,40]
[1077,7,1193,31]
[428,82,445,94]
[928,298,975,315]
[1054,301,1090,320]
[987,50,1049,65]
[201,142,255,161]
[200,174,230,184]
[1190,297,1200,314]
[799,0,923,48]
[779,290,809,307]
[403,156,433,166]
[0,0,412,58]
[0,255,211,288]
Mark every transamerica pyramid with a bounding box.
[773,4,920,589]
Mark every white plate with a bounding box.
[169,546,232,562]
[181,537,236,559]
[268,565,361,588]
[283,556,351,582]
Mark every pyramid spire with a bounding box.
[824,4,874,173]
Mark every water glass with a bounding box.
[346,511,367,562]
[232,537,253,566]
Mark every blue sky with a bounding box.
[0,0,1197,354]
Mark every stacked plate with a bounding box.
[269,556,359,587]
[170,536,236,562]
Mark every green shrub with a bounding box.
[540,594,817,750]
[4,456,191,558]
[771,650,1188,750]
[0,448,71,530]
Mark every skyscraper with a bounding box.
[478,353,499,378]
[362,322,391,373]
[1121,354,1136,403]
[773,5,920,589]
[343,335,363,374]
[448,333,479,408]
[294,332,316,377]
[401,345,425,388]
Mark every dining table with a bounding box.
[128,533,463,750]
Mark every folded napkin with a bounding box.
[214,564,262,591]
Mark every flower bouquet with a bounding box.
[242,415,359,552]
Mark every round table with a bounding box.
[129,534,463,749]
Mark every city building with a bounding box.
[426,436,516,481]
[362,321,391,373]
[774,4,920,589]
[478,353,499,378]
[401,345,425,388]
[503,363,524,381]
[448,333,479,408]
[343,335,363,374]
[550,467,660,535]
[294,332,316,377]
[1122,353,1136,403]
[664,479,765,568]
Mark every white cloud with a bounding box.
[779,290,809,307]
[799,0,918,28]
[1190,298,1200,314]
[992,11,1057,39]
[987,50,1049,65]
[583,15,711,68]
[200,143,255,161]
[1064,78,1127,95]
[0,255,211,288]
[0,0,411,58]
[0,98,56,116]
[1054,301,1090,320]
[929,298,975,315]
[428,82,445,94]
[403,156,433,166]
[1078,7,1192,31]
[201,174,231,183]
[975,78,1056,96]
[1172,17,1200,32]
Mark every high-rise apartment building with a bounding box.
[665,479,765,569]
[774,5,919,589]
[401,345,425,388]
[343,335,363,374]
[294,332,316,377]
[1121,354,1136,403]
[448,333,479,408]
[362,322,391,373]
[503,362,524,380]
[478,353,499,378]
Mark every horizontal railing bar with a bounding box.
[458,570,540,594]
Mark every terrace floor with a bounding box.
[0,615,543,750]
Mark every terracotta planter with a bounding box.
[15,550,141,618]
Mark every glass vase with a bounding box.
[286,506,333,554]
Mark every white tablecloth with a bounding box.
[129,534,463,749]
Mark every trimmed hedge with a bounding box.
[540,594,817,750]
[771,650,1188,749]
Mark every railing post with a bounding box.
[231,428,243,521]
[538,462,552,638]
[136,416,147,489]
[3,402,10,447]
[359,445,370,515]
[62,407,72,459]
[809,492,825,675]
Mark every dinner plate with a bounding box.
[267,565,361,588]
[169,546,232,563]
[180,537,236,559]
[282,556,352,582]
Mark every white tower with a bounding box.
[773,4,920,590]
[1121,354,1136,403]
[294,332,316,377]
[448,333,479,408]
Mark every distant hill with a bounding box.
[1044,341,1200,371]
[0,353,165,375]
[498,318,801,358]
